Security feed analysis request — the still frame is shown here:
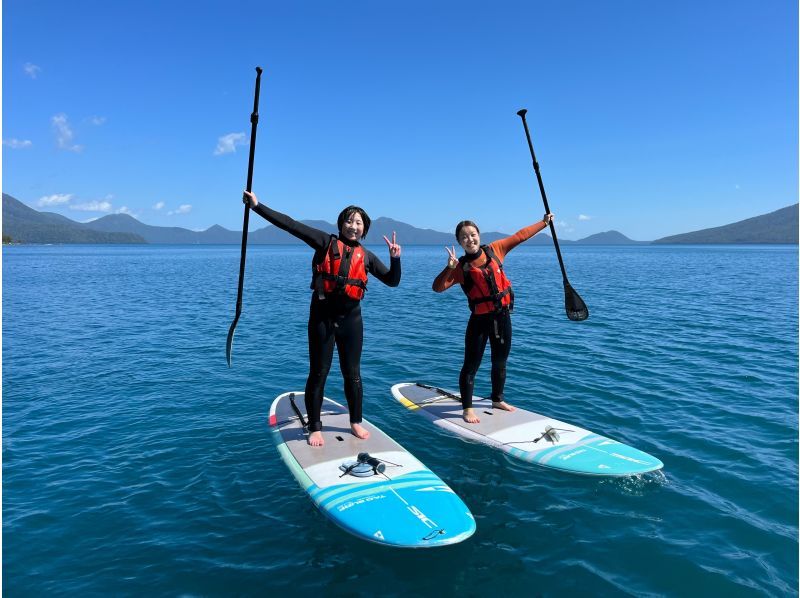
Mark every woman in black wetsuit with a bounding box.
[432,214,552,423]
[243,191,401,447]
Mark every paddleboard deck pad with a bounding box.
[269,392,475,547]
[391,382,663,476]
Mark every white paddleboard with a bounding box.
[270,391,476,547]
[391,382,663,476]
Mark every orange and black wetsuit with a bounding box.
[432,221,547,409]
[252,203,401,431]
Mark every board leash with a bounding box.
[415,382,465,404]
[502,426,573,446]
[339,453,403,479]
[288,393,309,431]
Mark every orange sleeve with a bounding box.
[432,264,464,292]
[490,221,548,261]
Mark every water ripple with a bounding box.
[3,244,797,595]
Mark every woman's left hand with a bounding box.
[383,231,402,258]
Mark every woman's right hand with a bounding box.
[445,245,458,269]
[242,190,259,208]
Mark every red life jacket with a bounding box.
[459,245,514,315]
[311,235,368,301]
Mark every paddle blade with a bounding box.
[225,316,239,367]
[564,282,589,321]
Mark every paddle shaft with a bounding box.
[236,66,263,308]
[226,66,263,366]
[516,109,569,283]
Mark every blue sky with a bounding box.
[3,0,797,240]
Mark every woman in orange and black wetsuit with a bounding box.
[432,214,553,424]
[243,191,401,446]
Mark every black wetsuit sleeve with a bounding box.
[251,203,330,251]
[366,251,401,287]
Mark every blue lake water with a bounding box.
[3,243,798,595]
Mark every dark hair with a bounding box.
[455,220,480,240]
[337,205,371,240]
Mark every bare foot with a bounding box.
[308,431,324,447]
[463,408,480,424]
[351,423,370,439]
[492,401,516,412]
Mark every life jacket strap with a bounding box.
[467,286,512,304]
[319,273,367,289]
[312,235,367,299]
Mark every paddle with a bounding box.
[226,66,264,367]
[516,108,589,321]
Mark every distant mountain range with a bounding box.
[2,194,145,244]
[652,204,798,244]
[80,212,523,245]
[3,193,797,245]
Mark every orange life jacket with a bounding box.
[311,235,368,301]
[459,245,514,315]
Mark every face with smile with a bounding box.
[341,212,364,241]
[457,225,480,254]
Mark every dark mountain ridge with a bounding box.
[4,193,796,245]
[653,204,798,244]
[2,194,145,244]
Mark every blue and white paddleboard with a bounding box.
[269,392,476,547]
[391,382,663,477]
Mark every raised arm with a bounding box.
[366,251,401,287]
[490,213,553,261]
[243,191,331,251]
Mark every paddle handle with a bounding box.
[516,108,568,283]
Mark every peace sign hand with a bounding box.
[383,231,401,258]
[445,245,458,269]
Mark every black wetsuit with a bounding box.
[434,224,546,411]
[457,248,512,409]
[252,203,401,431]
[459,310,512,409]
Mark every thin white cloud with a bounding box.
[578,214,591,221]
[557,220,575,233]
[116,206,135,216]
[3,138,33,149]
[52,113,83,152]
[70,201,112,212]
[153,201,165,211]
[24,63,41,79]
[168,204,192,215]
[37,193,73,206]
[214,132,247,156]
[88,116,106,126]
